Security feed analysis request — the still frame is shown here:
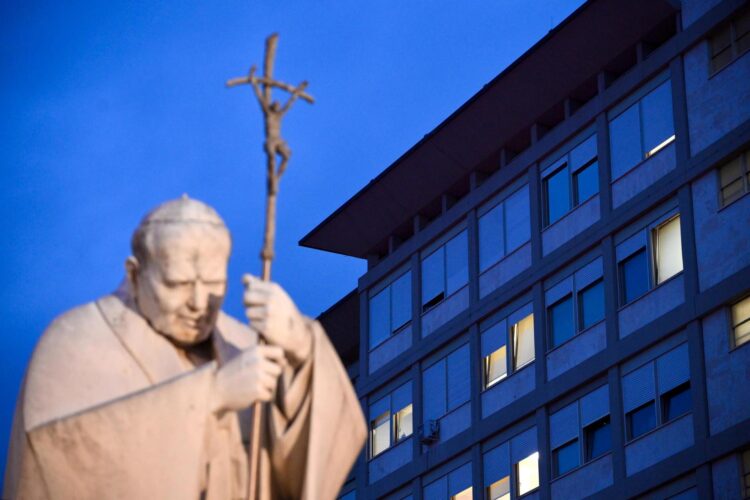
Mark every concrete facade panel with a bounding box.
[612,144,677,208]
[711,453,743,500]
[702,308,750,434]
[625,414,694,476]
[550,453,614,500]
[369,325,412,374]
[685,45,750,156]
[618,275,685,338]
[681,0,723,28]
[478,243,532,299]
[422,286,469,337]
[542,196,601,256]
[546,321,607,380]
[691,171,750,291]
[481,364,536,419]
[369,438,413,484]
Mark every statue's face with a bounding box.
[130,223,231,346]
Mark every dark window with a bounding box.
[661,382,692,422]
[549,296,574,348]
[579,280,605,330]
[584,416,611,461]
[545,166,571,225]
[574,161,599,204]
[552,439,580,477]
[742,449,750,499]
[620,249,649,305]
[709,6,750,74]
[718,150,750,207]
[478,204,504,272]
[610,104,642,178]
[422,248,445,310]
[478,187,531,272]
[641,82,675,158]
[627,401,656,440]
[421,231,468,311]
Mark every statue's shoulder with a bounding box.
[37,299,108,349]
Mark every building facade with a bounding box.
[311,0,750,498]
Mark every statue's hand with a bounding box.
[212,344,285,413]
[242,274,312,368]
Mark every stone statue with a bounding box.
[4,197,366,500]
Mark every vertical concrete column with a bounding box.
[411,253,422,341]
[602,235,620,346]
[686,320,711,441]
[467,208,480,307]
[670,56,691,168]
[528,162,544,264]
[359,289,370,381]
[412,352,424,475]
[607,366,627,488]
[596,112,613,218]
[471,443,483,500]
[468,323,482,426]
[533,281,548,385]
[536,406,551,500]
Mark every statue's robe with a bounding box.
[4,287,365,500]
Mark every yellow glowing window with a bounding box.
[653,215,683,285]
[484,345,507,389]
[488,475,510,500]
[450,486,473,500]
[516,452,540,496]
[394,404,413,442]
[370,412,390,457]
[512,314,535,370]
[732,296,750,348]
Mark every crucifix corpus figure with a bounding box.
[227,33,314,281]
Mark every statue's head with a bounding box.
[126,196,232,346]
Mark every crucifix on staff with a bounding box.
[227,33,314,281]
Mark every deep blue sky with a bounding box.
[0,0,585,479]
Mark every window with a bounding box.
[627,401,657,440]
[653,216,683,285]
[478,186,531,272]
[484,428,538,499]
[579,280,605,330]
[451,487,472,500]
[584,416,611,461]
[622,344,691,442]
[369,383,413,458]
[661,382,691,422]
[512,313,535,370]
[423,345,470,425]
[553,440,579,477]
[516,452,540,496]
[424,462,472,500]
[617,213,683,306]
[487,476,510,500]
[609,79,675,179]
[732,296,750,348]
[550,384,610,478]
[709,6,750,74]
[620,249,650,304]
[369,271,412,349]
[549,296,575,348]
[718,149,750,207]
[422,231,468,311]
[482,308,535,389]
[543,134,598,226]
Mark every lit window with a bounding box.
[620,249,649,305]
[451,487,473,500]
[394,404,413,442]
[552,439,579,477]
[718,150,750,207]
[627,401,656,440]
[709,6,750,73]
[584,416,611,461]
[609,79,674,179]
[549,296,574,348]
[369,271,412,349]
[484,344,507,388]
[370,411,390,457]
[422,231,468,311]
[579,280,605,330]
[653,215,683,285]
[543,134,598,226]
[661,382,692,422]
[512,314,535,370]
[732,296,750,348]
[516,452,540,496]
[487,476,510,500]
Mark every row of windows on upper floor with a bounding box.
[366,339,716,499]
[368,297,750,466]
[368,139,750,361]
[368,72,679,352]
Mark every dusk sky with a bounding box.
[0,0,585,478]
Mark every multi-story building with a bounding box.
[312,0,750,498]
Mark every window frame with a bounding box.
[551,438,580,478]
[717,149,750,208]
[482,305,535,391]
[368,383,414,460]
[651,214,684,286]
[708,5,750,76]
[421,229,469,313]
[368,270,413,351]
[730,295,750,350]
[583,415,612,462]
[616,211,683,308]
[541,133,599,228]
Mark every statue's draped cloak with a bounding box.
[4,289,365,500]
